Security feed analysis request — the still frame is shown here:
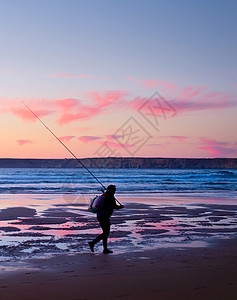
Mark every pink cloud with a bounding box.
[0,98,56,122]
[2,93,125,125]
[198,137,237,157]
[199,146,236,157]
[125,96,147,110]
[105,134,123,140]
[128,94,177,119]
[98,140,132,150]
[86,90,127,107]
[78,136,102,143]
[128,89,236,117]
[159,136,188,142]
[199,137,228,146]
[176,85,208,101]
[57,91,127,125]
[56,98,79,112]
[2,84,236,128]
[10,92,125,125]
[50,73,98,79]
[3,94,118,125]
[125,78,237,115]
[59,136,75,143]
[11,107,53,122]
[125,76,178,93]
[173,91,236,113]
[57,106,98,125]
[17,139,34,146]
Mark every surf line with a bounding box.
[21,101,122,205]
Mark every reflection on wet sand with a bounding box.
[0,194,237,261]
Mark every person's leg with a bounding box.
[92,232,104,244]
[88,216,110,252]
[100,218,113,253]
[102,219,110,249]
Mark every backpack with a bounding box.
[88,195,105,213]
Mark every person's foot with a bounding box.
[103,248,113,254]
[88,241,94,253]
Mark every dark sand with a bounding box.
[0,238,237,300]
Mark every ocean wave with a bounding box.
[0,168,236,195]
[204,182,229,185]
[214,170,236,176]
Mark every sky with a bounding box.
[0,0,237,159]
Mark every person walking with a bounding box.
[88,185,124,254]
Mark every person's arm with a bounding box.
[113,198,124,209]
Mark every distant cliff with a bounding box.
[0,157,237,169]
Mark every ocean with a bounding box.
[0,168,236,197]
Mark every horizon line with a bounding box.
[0,157,236,160]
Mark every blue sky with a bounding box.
[1,0,236,94]
[0,0,237,158]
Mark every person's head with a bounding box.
[106,184,116,195]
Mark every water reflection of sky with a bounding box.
[0,194,237,260]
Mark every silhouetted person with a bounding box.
[88,185,124,254]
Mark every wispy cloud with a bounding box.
[159,135,188,142]
[199,145,236,157]
[57,107,98,125]
[128,89,236,116]
[17,139,34,146]
[2,82,236,127]
[59,136,75,143]
[199,137,228,146]
[78,136,102,143]
[56,98,79,112]
[125,77,237,114]
[176,85,208,101]
[57,90,127,125]
[125,76,178,92]
[1,91,126,125]
[11,107,53,122]
[0,98,55,122]
[198,137,237,157]
[173,91,237,113]
[98,140,133,150]
[105,134,123,140]
[85,90,126,107]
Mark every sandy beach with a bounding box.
[0,238,237,299]
[0,194,237,299]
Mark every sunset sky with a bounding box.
[0,0,237,159]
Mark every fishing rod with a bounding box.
[21,101,122,206]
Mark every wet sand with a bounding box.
[0,194,237,299]
[1,195,237,257]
